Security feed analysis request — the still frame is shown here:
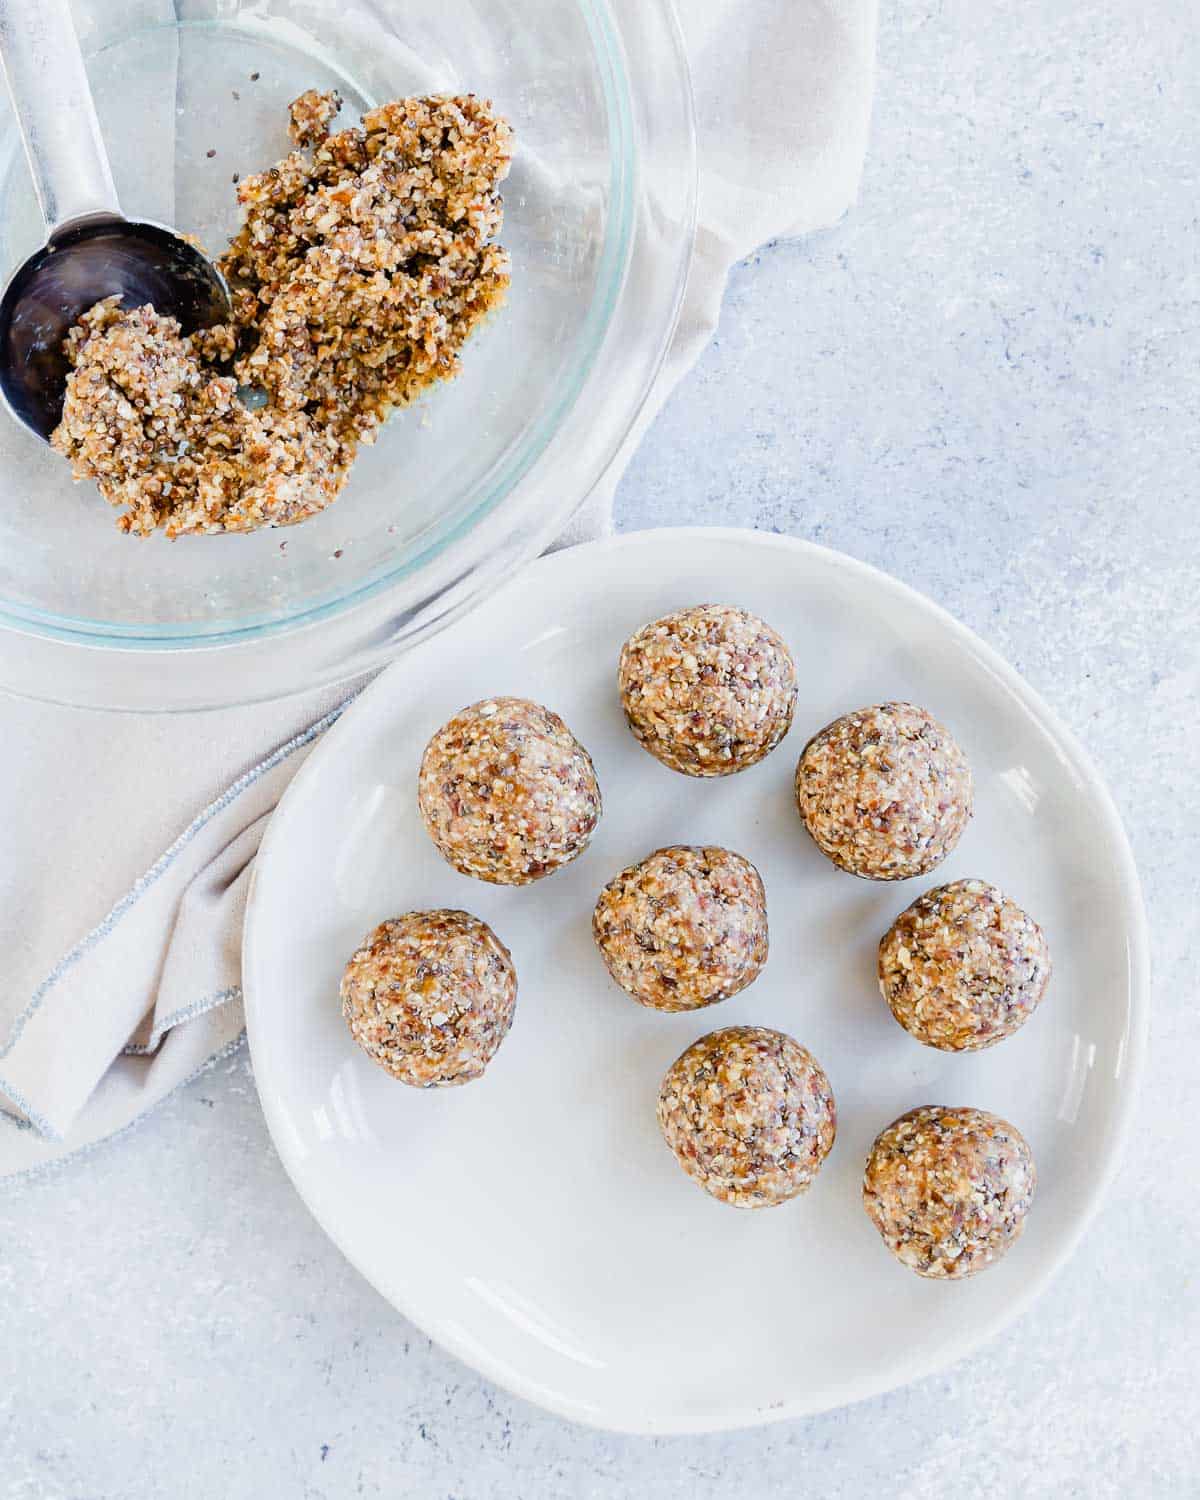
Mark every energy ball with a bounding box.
[618,604,798,776]
[657,1026,836,1208]
[794,701,972,880]
[418,697,601,885]
[340,910,517,1088]
[879,879,1052,1051]
[862,1106,1036,1278]
[592,845,768,1012]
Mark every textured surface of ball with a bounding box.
[340,910,517,1088]
[592,845,768,1012]
[879,879,1051,1050]
[418,697,601,885]
[657,1026,836,1207]
[795,701,973,880]
[618,604,797,777]
[862,1105,1036,1278]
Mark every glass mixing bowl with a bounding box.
[0,0,694,709]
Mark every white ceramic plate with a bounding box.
[243,529,1148,1434]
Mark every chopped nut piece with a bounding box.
[288,87,343,147]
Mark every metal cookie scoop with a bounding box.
[0,0,231,441]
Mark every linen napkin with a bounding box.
[0,0,877,1179]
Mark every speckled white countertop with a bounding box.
[2,2,1197,1495]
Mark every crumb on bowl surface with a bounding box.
[592,845,768,1012]
[288,86,344,148]
[339,909,516,1087]
[878,878,1051,1050]
[862,1105,1036,1278]
[794,701,973,880]
[657,1026,836,1208]
[418,696,601,886]
[618,604,798,777]
[51,91,513,537]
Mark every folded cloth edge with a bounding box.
[0,695,358,1150]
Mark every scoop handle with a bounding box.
[0,0,121,236]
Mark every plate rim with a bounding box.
[243,525,1151,1435]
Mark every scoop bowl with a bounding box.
[0,215,230,441]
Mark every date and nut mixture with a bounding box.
[618,605,798,777]
[418,697,602,886]
[340,909,517,1088]
[862,1105,1036,1278]
[593,845,768,1013]
[878,878,1052,1051]
[795,701,973,881]
[657,1026,837,1208]
[51,90,513,537]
